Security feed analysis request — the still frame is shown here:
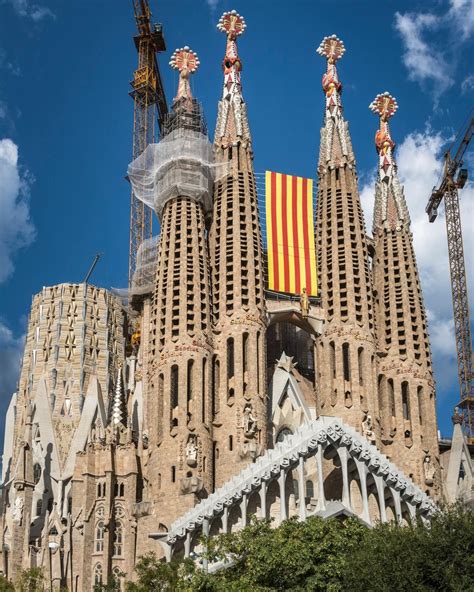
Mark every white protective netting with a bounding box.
[127,128,228,221]
[133,235,159,292]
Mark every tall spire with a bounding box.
[369,92,409,231]
[169,46,200,103]
[316,35,351,166]
[215,10,250,147]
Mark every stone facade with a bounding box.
[0,15,465,592]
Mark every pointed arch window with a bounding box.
[95,521,105,552]
[94,564,103,585]
[113,521,123,556]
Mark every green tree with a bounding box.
[14,568,45,592]
[0,574,14,592]
[120,506,474,592]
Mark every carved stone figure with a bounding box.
[12,496,24,525]
[243,403,257,437]
[362,412,376,444]
[300,287,310,318]
[423,453,436,485]
[185,434,198,467]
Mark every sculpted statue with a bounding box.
[186,434,198,467]
[300,287,310,318]
[362,412,376,444]
[243,403,257,437]
[12,496,24,524]
[423,453,435,485]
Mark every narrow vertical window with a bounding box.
[417,386,423,425]
[330,341,336,379]
[212,356,220,416]
[256,331,261,393]
[113,522,123,556]
[402,381,410,420]
[227,337,234,380]
[342,343,350,382]
[187,359,194,402]
[358,347,364,386]
[388,378,395,417]
[95,522,105,552]
[202,357,207,423]
[171,365,179,409]
[242,333,249,373]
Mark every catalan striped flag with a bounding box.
[265,171,318,296]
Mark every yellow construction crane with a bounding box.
[426,116,473,442]
[128,0,168,288]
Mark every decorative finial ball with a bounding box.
[169,47,200,73]
[369,92,398,120]
[217,10,246,38]
[316,34,346,62]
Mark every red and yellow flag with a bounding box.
[265,171,318,296]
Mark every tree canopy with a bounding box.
[119,505,474,592]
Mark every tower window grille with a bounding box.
[202,357,207,424]
[187,360,194,403]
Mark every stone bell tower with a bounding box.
[146,47,215,525]
[209,11,267,486]
[369,93,439,492]
[314,36,379,438]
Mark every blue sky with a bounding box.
[0,0,472,442]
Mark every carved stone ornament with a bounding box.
[242,403,257,438]
[179,476,203,495]
[238,441,263,461]
[185,434,198,467]
[12,496,24,525]
[423,453,436,486]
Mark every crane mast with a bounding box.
[426,118,474,442]
[128,0,167,288]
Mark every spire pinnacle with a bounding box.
[316,35,350,166]
[317,35,345,118]
[215,10,250,147]
[217,10,246,100]
[369,92,409,230]
[111,362,126,428]
[169,46,200,102]
[369,92,399,183]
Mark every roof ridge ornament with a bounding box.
[169,46,200,102]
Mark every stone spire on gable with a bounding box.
[316,35,353,168]
[369,92,410,232]
[215,10,251,148]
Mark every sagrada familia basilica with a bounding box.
[0,10,472,591]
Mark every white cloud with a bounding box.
[0,320,24,399]
[394,1,473,103]
[4,0,54,21]
[205,0,220,8]
[0,139,36,283]
[461,73,474,94]
[448,0,474,40]
[360,128,474,399]
[394,11,453,102]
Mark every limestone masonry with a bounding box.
[1,12,472,591]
